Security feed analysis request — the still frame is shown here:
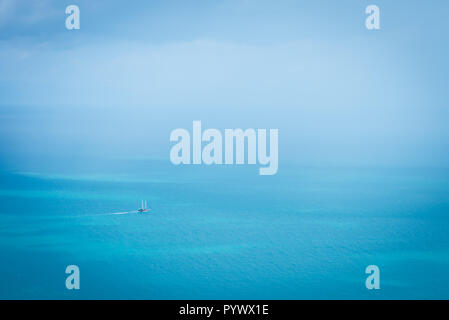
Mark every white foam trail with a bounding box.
[109,210,139,215]
[77,210,139,217]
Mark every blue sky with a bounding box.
[0,1,449,170]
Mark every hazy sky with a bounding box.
[0,0,448,170]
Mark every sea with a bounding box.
[1,161,449,299]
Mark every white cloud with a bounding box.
[0,37,404,112]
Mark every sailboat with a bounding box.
[137,200,150,213]
[109,200,151,215]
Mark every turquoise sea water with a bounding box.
[1,162,449,299]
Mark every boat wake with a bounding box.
[109,211,138,215]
